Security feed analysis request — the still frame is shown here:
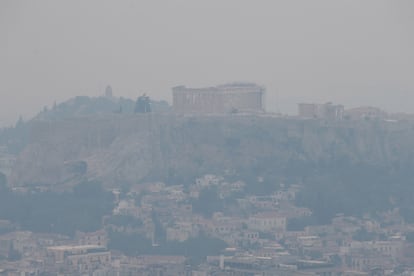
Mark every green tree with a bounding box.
[192,186,223,218]
[0,172,7,190]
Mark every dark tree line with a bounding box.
[0,181,114,236]
[108,231,227,264]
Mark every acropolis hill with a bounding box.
[10,113,414,189]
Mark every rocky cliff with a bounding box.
[10,114,414,188]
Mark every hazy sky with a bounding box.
[1,0,413,126]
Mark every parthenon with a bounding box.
[172,83,265,114]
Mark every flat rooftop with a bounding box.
[47,245,105,251]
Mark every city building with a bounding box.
[247,212,286,232]
[46,245,111,274]
[172,83,265,114]
[75,230,108,247]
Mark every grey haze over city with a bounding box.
[1,0,414,126]
[5,1,414,274]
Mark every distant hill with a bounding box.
[8,90,414,226]
[12,115,414,187]
[33,96,170,121]
[6,110,414,223]
[0,96,170,154]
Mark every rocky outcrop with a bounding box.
[10,114,414,188]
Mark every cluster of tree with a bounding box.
[405,232,414,243]
[162,147,414,228]
[0,181,114,236]
[352,228,386,242]
[106,215,143,228]
[295,159,414,224]
[0,117,29,154]
[108,231,227,264]
[191,186,224,218]
[35,96,136,119]
[33,95,170,121]
[186,152,414,227]
[0,172,6,189]
[287,216,319,231]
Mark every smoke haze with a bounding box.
[1,0,413,125]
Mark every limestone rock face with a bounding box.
[10,114,414,188]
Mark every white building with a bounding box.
[247,212,286,232]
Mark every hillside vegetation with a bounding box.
[8,114,414,223]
